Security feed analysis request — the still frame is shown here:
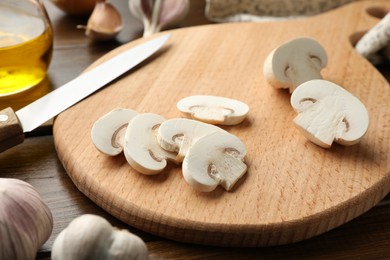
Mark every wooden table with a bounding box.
[1,0,389,258]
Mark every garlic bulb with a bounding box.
[0,178,53,260]
[129,0,190,37]
[78,1,123,41]
[50,0,101,16]
[52,214,148,260]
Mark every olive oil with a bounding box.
[0,4,52,96]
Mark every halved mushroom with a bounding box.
[177,95,249,125]
[290,79,369,148]
[91,108,138,156]
[157,118,226,162]
[263,37,328,93]
[182,131,247,192]
[124,113,178,175]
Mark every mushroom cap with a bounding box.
[263,37,328,92]
[291,79,369,148]
[157,118,225,162]
[182,131,247,192]
[124,113,177,175]
[91,108,138,156]
[177,95,249,125]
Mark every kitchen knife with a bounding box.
[0,34,171,153]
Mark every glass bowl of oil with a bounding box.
[0,0,53,97]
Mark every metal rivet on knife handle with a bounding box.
[0,107,24,153]
[0,34,170,154]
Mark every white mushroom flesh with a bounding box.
[124,113,178,175]
[157,118,226,162]
[263,37,328,92]
[91,108,138,156]
[177,95,249,125]
[182,131,247,192]
[291,79,369,148]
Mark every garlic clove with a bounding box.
[0,178,53,260]
[129,0,189,37]
[129,0,153,34]
[52,214,148,260]
[157,0,190,32]
[79,1,123,41]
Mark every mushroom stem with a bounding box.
[263,37,328,93]
[182,131,247,192]
[285,56,324,89]
[290,79,369,148]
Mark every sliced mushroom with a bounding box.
[157,118,226,162]
[124,113,178,175]
[182,131,247,192]
[91,108,138,156]
[290,79,369,148]
[263,37,328,93]
[177,95,249,125]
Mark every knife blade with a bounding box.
[0,34,171,153]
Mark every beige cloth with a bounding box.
[205,0,389,64]
[205,0,362,22]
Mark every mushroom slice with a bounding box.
[124,113,177,175]
[91,108,138,156]
[290,79,369,148]
[177,95,249,125]
[263,37,328,93]
[157,118,226,162]
[182,131,247,192]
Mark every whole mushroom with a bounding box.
[355,12,390,65]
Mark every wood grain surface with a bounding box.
[53,1,390,247]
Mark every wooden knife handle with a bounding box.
[0,107,24,153]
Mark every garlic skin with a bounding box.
[50,0,101,16]
[52,214,148,260]
[0,178,53,260]
[79,1,123,41]
[129,0,190,37]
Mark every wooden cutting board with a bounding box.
[53,0,390,246]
